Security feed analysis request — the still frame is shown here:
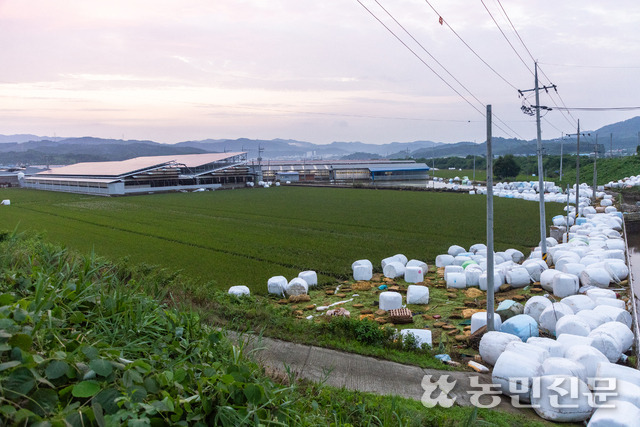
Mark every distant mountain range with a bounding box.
[1,117,639,166]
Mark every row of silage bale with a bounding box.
[475,209,637,424]
[605,174,640,190]
[264,270,318,297]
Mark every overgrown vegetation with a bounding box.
[0,232,545,426]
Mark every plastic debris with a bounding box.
[468,361,489,373]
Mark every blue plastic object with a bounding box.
[378,284,388,290]
[500,314,539,341]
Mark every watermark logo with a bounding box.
[421,375,456,408]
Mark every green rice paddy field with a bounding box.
[0,187,564,293]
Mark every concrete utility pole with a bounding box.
[565,122,589,217]
[559,132,564,181]
[486,105,495,331]
[593,134,598,204]
[610,133,613,158]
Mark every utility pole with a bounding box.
[559,132,564,181]
[593,134,598,204]
[566,122,590,217]
[473,154,476,181]
[610,133,613,158]
[486,105,495,332]
[518,62,555,262]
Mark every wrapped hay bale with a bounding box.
[591,321,634,352]
[353,263,373,281]
[404,266,424,284]
[592,305,632,328]
[492,350,542,403]
[406,285,429,305]
[531,375,593,422]
[351,259,373,270]
[588,330,623,362]
[552,273,579,298]
[435,254,454,267]
[465,268,482,288]
[285,278,309,297]
[500,314,539,341]
[298,270,317,287]
[496,300,523,321]
[383,261,405,279]
[503,341,549,364]
[267,276,287,296]
[575,309,610,330]
[539,302,574,334]
[580,265,612,288]
[596,362,640,388]
[444,265,464,280]
[540,269,562,292]
[540,358,588,385]
[228,285,251,296]
[446,272,466,289]
[595,297,625,309]
[379,291,402,311]
[526,336,564,357]
[522,259,547,282]
[406,259,428,270]
[560,294,596,313]
[471,312,502,334]
[555,314,591,337]
[588,399,640,427]
[524,296,552,323]
[479,331,521,366]
[506,267,531,288]
[399,329,432,348]
[448,245,466,256]
[565,345,609,378]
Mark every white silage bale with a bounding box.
[399,329,432,348]
[478,270,503,291]
[504,248,525,263]
[522,259,547,282]
[595,297,625,309]
[503,341,549,363]
[406,285,429,305]
[469,243,486,253]
[500,315,539,342]
[448,245,466,256]
[540,269,562,292]
[555,257,580,272]
[600,198,613,206]
[479,331,521,366]
[580,265,612,288]
[379,291,402,311]
[470,312,502,334]
[228,285,251,296]
[604,249,625,261]
[540,358,588,385]
[406,259,428,270]
[446,272,466,289]
[435,254,454,267]
[581,254,604,266]
[588,400,640,427]
[351,259,373,270]
[561,262,585,277]
[506,267,530,288]
[453,255,471,266]
[588,331,623,362]
[605,259,629,282]
[605,239,625,251]
[267,276,287,296]
[465,268,481,287]
[560,294,596,313]
[353,264,373,281]
[394,254,408,265]
[298,270,317,286]
[383,262,405,279]
[526,337,564,357]
[524,296,552,323]
[531,375,593,422]
[586,288,616,301]
[539,302,574,333]
[492,350,542,403]
[381,255,406,269]
[592,321,634,352]
[285,278,308,296]
[557,334,593,356]
[593,305,632,328]
[605,380,640,412]
[575,309,609,330]
[596,362,640,388]
[404,266,424,283]
[444,265,463,280]
[565,345,609,378]
[552,273,579,298]
[555,315,591,337]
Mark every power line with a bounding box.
[422,0,518,91]
[539,61,640,69]
[554,106,640,111]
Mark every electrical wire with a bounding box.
[554,106,640,111]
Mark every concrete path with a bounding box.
[238,333,538,418]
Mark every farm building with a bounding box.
[259,160,429,182]
[23,152,249,196]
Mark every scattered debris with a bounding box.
[326,307,350,317]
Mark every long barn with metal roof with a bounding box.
[23,152,249,196]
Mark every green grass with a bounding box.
[0,187,564,295]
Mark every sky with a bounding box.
[1,0,639,145]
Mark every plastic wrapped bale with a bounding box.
[595,297,625,309]
[444,265,463,280]
[285,278,309,297]
[596,362,640,388]
[465,268,482,288]
[560,294,596,313]
[523,296,551,323]
[381,255,406,269]
[555,314,591,337]
[478,270,503,291]
[605,259,629,282]
[561,262,586,277]
[504,267,529,288]
[298,270,317,287]
[379,291,402,311]
[383,262,405,279]
[526,337,564,357]
[403,266,424,284]
[500,314,539,341]
[504,341,549,364]
[588,330,623,362]
[588,399,640,427]
[604,249,625,262]
[552,273,579,298]
[453,255,471,266]
[406,259,428,270]
[496,300,524,320]
[471,312,502,334]
[492,350,543,403]
[447,245,466,257]
[600,380,640,411]
[575,309,610,330]
[565,345,609,378]
[605,238,625,251]
[540,358,588,385]
[353,263,373,281]
[351,259,373,270]
[406,285,429,305]
[592,321,634,352]
[539,269,562,292]
[228,285,251,296]
[580,265,612,288]
[470,243,487,254]
[539,302,574,334]
[446,272,466,289]
[531,375,593,422]
[479,331,521,366]
[504,248,525,263]
[435,254,454,267]
[592,305,632,328]
[399,329,432,348]
[267,276,287,296]
[586,288,617,302]
[522,259,547,282]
